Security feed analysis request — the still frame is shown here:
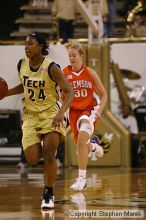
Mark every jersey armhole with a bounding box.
[48,62,61,81]
[17,59,23,73]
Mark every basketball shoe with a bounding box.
[70,177,87,191]
[91,135,104,158]
[41,189,54,209]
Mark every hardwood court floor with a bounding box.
[0,164,146,220]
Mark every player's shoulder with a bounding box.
[86,66,94,73]
[63,65,71,75]
[86,66,98,78]
[17,58,26,72]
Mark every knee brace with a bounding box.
[79,122,92,137]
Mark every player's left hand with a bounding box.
[52,111,64,129]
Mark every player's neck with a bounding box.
[71,64,83,73]
[29,56,44,68]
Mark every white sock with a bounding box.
[79,169,86,179]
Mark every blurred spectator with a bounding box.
[52,0,78,43]
[116,104,140,167]
[92,0,109,20]
[87,0,116,37]
[125,14,146,37]
[105,0,117,37]
[85,0,108,38]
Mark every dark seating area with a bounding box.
[0,0,132,41]
[0,0,28,40]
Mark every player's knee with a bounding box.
[26,156,40,166]
[24,148,42,166]
[77,123,91,148]
[79,122,92,137]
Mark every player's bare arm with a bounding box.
[88,67,107,114]
[6,84,24,97]
[50,63,74,112]
[50,63,74,128]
